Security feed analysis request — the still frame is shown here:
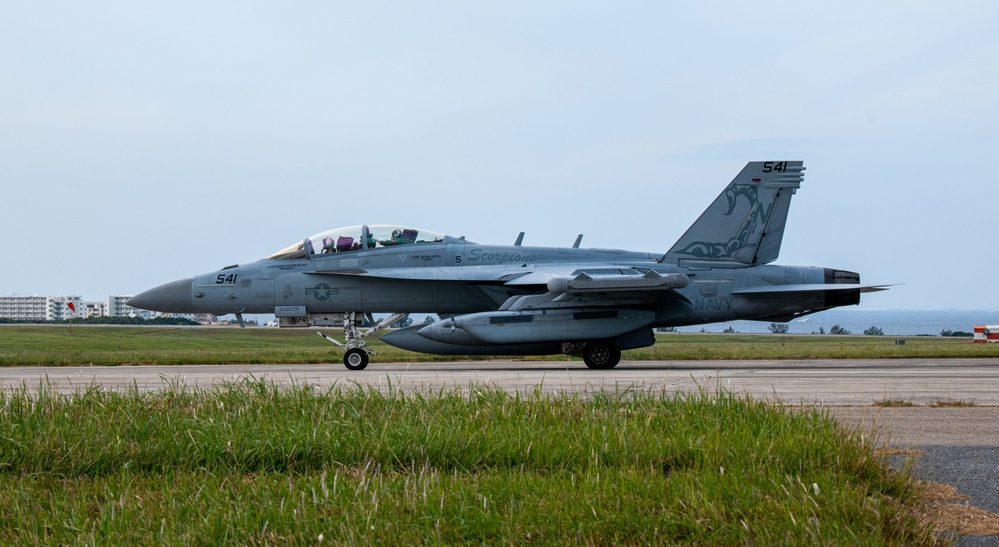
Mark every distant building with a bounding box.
[195,313,216,324]
[0,295,48,321]
[0,294,209,323]
[105,295,151,319]
[0,295,84,321]
[83,301,104,318]
[46,296,84,321]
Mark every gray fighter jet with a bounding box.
[129,161,889,370]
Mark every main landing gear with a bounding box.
[581,340,622,370]
[562,340,622,370]
[583,340,621,370]
[317,312,409,371]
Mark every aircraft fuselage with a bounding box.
[139,239,855,326]
[129,162,889,370]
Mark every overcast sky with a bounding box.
[3,2,997,312]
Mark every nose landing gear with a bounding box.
[317,312,409,370]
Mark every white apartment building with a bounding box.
[0,295,84,321]
[0,295,48,321]
[2,294,209,323]
[49,296,84,321]
[105,295,153,319]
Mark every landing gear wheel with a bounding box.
[582,340,621,370]
[344,348,369,371]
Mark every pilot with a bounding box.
[321,237,336,253]
[379,229,404,246]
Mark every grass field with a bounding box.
[0,382,938,545]
[0,325,981,543]
[1,325,996,367]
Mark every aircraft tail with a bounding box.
[660,161,805,267]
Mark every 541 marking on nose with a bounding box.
[216,273,238,284]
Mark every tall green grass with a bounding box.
[0,382,936,544]
[0,325,995,366]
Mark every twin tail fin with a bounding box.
[661,161,805,267]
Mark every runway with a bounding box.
[6,357,999,448]
[4,358,998,406]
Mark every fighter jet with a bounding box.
[129,161,889,370]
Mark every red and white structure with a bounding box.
[973,325,999,343]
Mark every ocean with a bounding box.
[676,309,999,336]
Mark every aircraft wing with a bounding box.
[310,265,533,283]
[310,264,686,287]
[496,269,691,312]
[312,265,692,310]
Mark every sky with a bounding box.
[2,2,998,312]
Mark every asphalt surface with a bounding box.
[4,358,998,405]
[3,358,998,543]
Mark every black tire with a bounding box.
[344,348,369,371]
[582,340,621,370]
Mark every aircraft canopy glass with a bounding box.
[267,225,448,260]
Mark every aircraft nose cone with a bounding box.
[128,278,195,313]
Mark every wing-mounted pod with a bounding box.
[492,270,691,314]
[417,309,656,346]
[501,270,689,312]
[406,271,684,351]
[546,270,689,295]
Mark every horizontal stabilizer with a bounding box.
[732,283,895,295]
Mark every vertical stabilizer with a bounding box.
[661,161,805,267]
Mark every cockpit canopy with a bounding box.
[267,225,449,260]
